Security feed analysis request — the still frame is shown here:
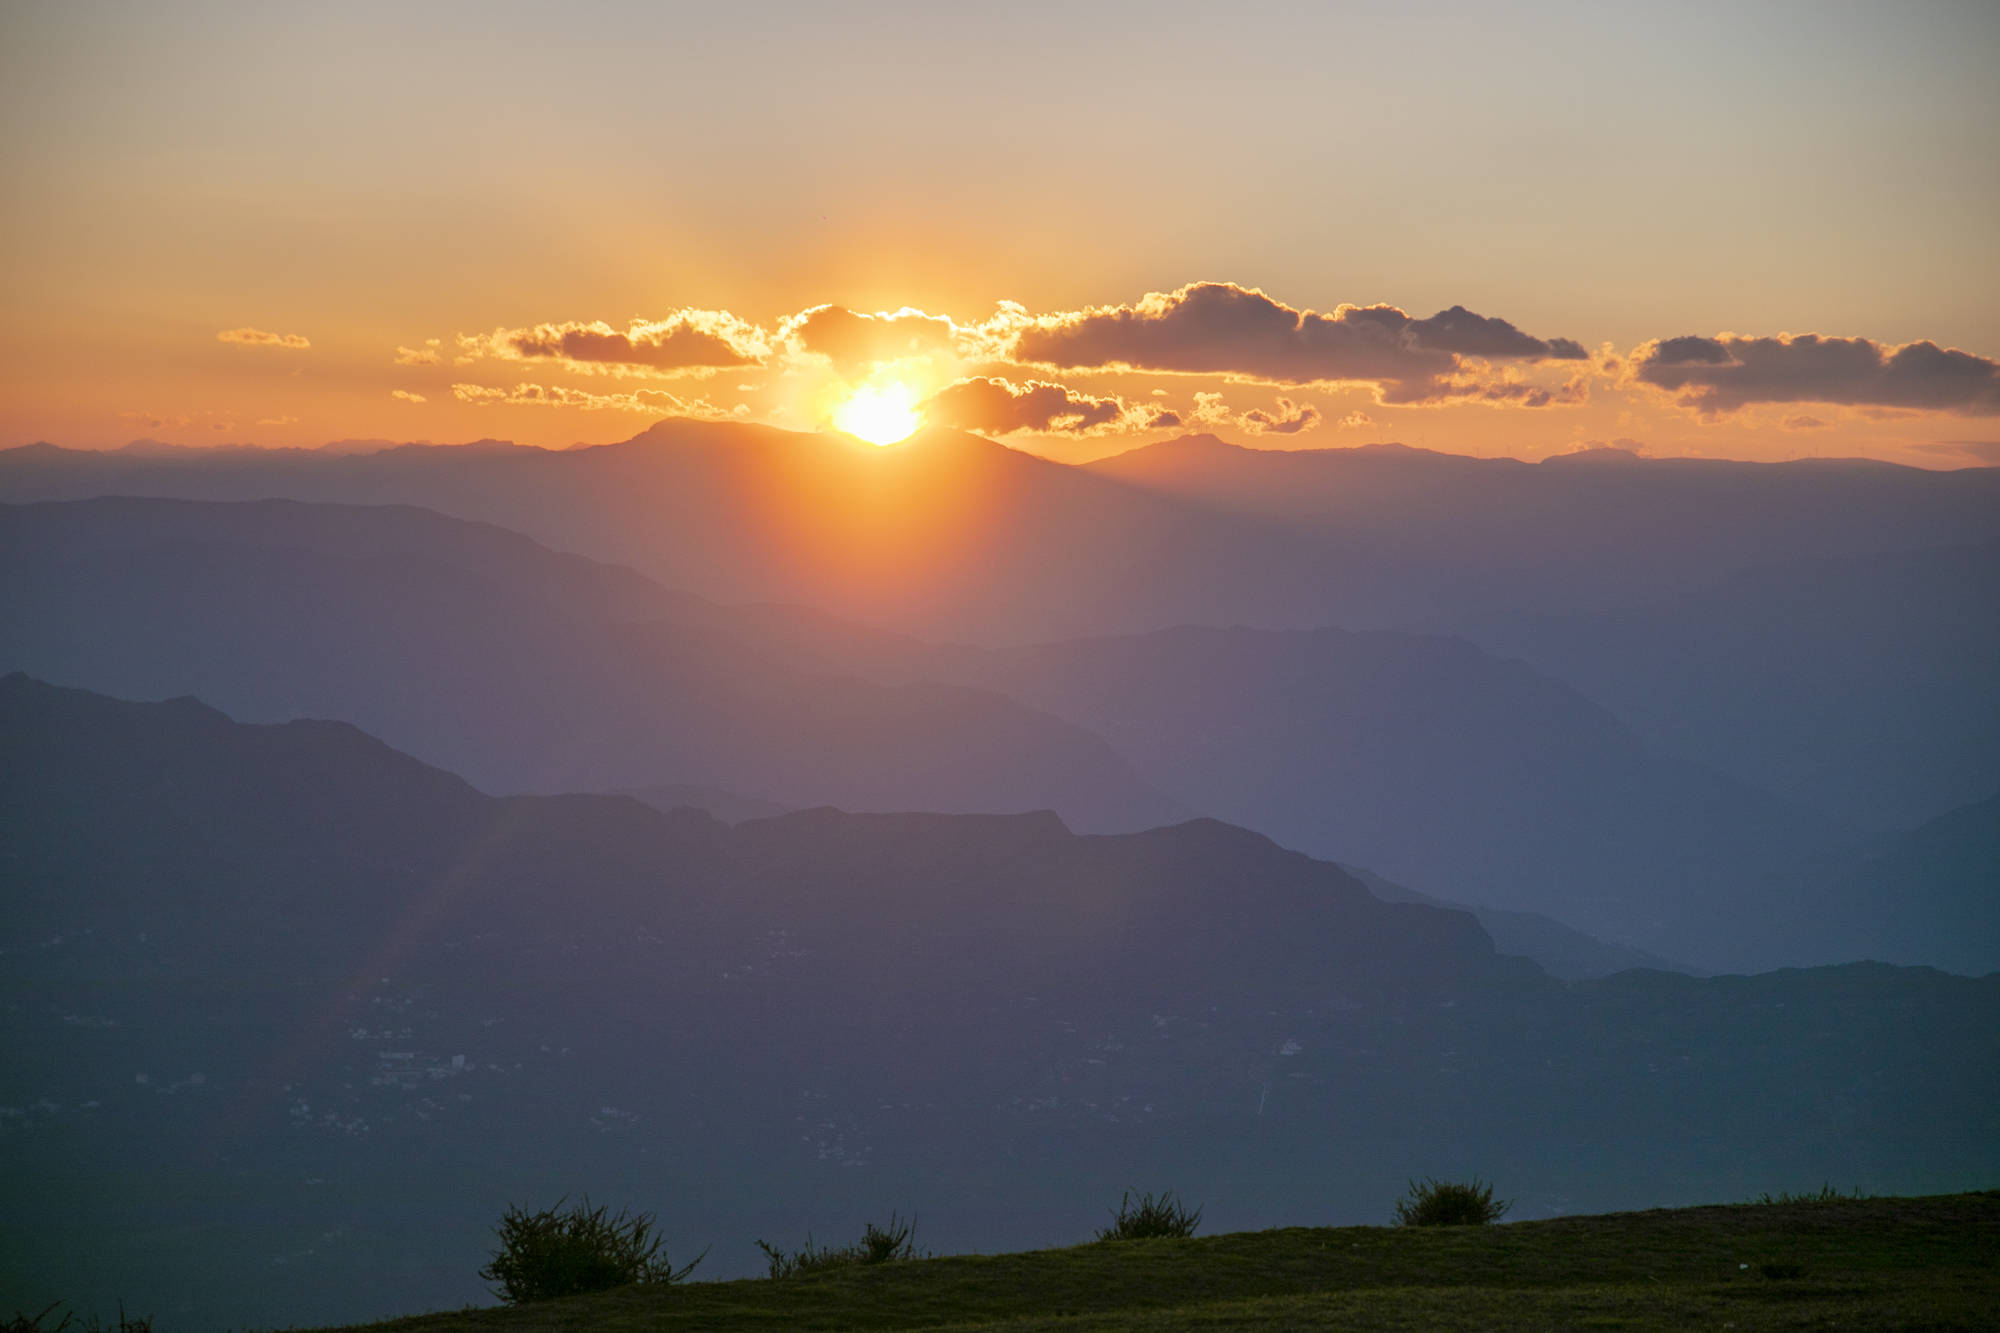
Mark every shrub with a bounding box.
[1750,1184,1866,1205]
[1096,1189,1203,1240]
[1394,1177,1510,1226]
[756,1213,925,1278]
[479,1196,705,1304]
[4,1303,151,1332]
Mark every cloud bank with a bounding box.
[452,381,739,418]
[460,313,765,375]
[925,377,1169,435]
[1009,282,1584,403]
[1633,333,2000,415]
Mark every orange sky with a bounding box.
[2,2,1996,468]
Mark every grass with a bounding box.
[304,1190,2000,1332]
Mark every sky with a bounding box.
[2,0,1997,466]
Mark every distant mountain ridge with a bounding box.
[11,423,1995,644]
[18,495,1992,973]
[0,498,1185,832]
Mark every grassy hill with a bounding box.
[315,1191,1998,1332]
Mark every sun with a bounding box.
[833,382,922,445]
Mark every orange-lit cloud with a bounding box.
[784,305,960,368]
[1239,397,1322,435]
[1010,282,1584,404]
[390,389,426,403]
[394,340,441,366]
[459,312,765,376]
[217,327,310,349]
[451,381,741,417]
[1631,333,2000,415]
[924,376,1169,436]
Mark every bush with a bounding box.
[1750,1184,1866,1205]
[479,1196,705,1304]
[1394,1177,1510,1227]
[755,1213,925,1279]
[4,1302,151,1332]
[1096,1189,1203,1240]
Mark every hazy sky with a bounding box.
[3,0,1996,464]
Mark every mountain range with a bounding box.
[5,676,1995,1327]
[6,493,1946,973]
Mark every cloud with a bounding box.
[256,415,300,426]
[1009,282,1585,403]
[451,381,742,418]
[217,327,310,350]
[1632,332,2000,415]
[1337,410,1376,429]
[394,340,441,366]
[1911,439,2000,465]
[925,376,1169,436]
[783,305,960,368]
[390,389,427,404]
[460,312,765,376]
[1781,414,1827,430]
[1239,397,1322,435]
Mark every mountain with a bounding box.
[5,678,1997,1327]
[1339,864,1699,981]
[1087,436,2000,628]
[0,498,1184,831]
[1757,793,2000,975]
[751,621,1844,972]
[16,424,1995,646]
[623,779,1689,980]
[0,425,1343,644]
[1473,542,2000,830]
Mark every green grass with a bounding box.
[314,1191,2000,1332]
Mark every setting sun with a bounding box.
[834,382,922,445]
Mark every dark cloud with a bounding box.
[1406,306,1588,360]
[1634,333,2000,415]
[1239,397,1322,435]
[788,305,958,367]
[925,377,1143,435]
[499,319,759,371]
[1010,283,1586,403]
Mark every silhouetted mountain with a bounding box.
[0,426,1344,644]
[1339,864,1699,981]
[0,498,1184,831]
[5,678,1996,1327]
[1758,793,2000,976]
[1474,542,2000,830]
[754,622,1845,971]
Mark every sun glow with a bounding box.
[834,382,922,445]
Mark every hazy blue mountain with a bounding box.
[0,426,1345,644]
[1472,542,2000,830]
[702,612,1846,971]
[19,497,1985,973]
[11,425,1994,646]
[1087,435,2000,628]
[6,678,1996,1328]
[0,499,1184,831]
[1338,864,1700,981]
[623,780,1691,980]
[923,625,1843,972]
[1755,793,2000,976]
